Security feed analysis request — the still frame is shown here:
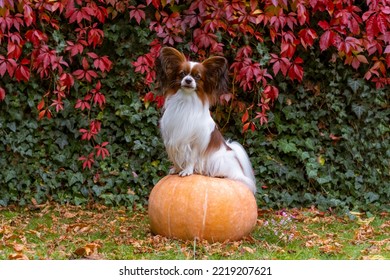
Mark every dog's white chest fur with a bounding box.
[160,90,214,173]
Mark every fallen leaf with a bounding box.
[117,216,127,222]
[64,211,77,219]
[369,238,390,246]
[319,243,342,254]
[354,225,375,242]
[9,253,29,260]
[67,223,91,233]
[31,198,38,206]
[379,220,390,229]
[74,242,101,257]
[12,243,25,252]
[362,255,385,260]
[0,225,11,235]
[305,240,315,247]
[357,216,375,226]
[242,246,256,254]
[27,229,42,239]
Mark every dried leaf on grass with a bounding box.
[8,253,29,260]
[12,243,26,252]
[361,255,385,260]
[354,225,375,243]
[319,242,343,254]
[73,242,103,259]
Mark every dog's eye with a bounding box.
[194,74,201,80]
[179,71,186,78]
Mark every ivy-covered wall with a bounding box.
[0,1,389,213]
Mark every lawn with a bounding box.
[0,203,389,260]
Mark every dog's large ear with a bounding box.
[155,47,186,95]
[202,56,229,103]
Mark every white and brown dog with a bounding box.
[156,47,256,193]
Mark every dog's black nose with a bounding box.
[184,78,192,84]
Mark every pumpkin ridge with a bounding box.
[200,186,208,239]
[167,176,178,237]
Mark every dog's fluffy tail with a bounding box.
[227,141,257,194]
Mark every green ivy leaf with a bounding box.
[7,122,16,132]
[5,170,16,183]
[278,139,297,153]
[351,104,366,119]
[55,136,69,149]
[348,78,363,93]
[69,173,84,186]
[300,151,310,160]
[317,176,332,184]
[364,192,379,203]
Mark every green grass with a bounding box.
[0,204,389,260]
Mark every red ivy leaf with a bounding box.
[0,55,17,77]
[193,28,219,50]
[241,110,249,123]
[143,91,155,106]
[75,98,91,111]
[242,122,250,133]
[38,109,52,120]
[7,41,23,60]
[23,3,34,26]
[345,54,368,70]
[146,0,160,9]
[0,87,5,101]
[298,28,318,49]
[155,95,165,108]
[59,73,74,88]
[79,128,95,141]
[38,109,46,120]
[338,37,363,55]
[37,99,45,111]
[93,4,108,23]
[88,26,104,48]
[51,98,64,112]
[288,57,304,82]
[319,30,337,51]
[296,2,309,25]
[72,69,98,82]
[132,54,154,74]
[129,5,146,25]
[255,110,268,126]
[263,85,279,101]
[270,53,290,76]
[88,53,112,72]
[79,153,95,170]
[67,6,94,24]
[376,12,388,34]
[318,20,330,31]
[25,29,48,47]
[66,40,85,57]
[91,82,106,108]
[79,119,101,141]
[95,142,110,159]
[15,63,30,82]
[90,120,101,134]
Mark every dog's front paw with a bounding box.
[179,169,193,177]
[169,167,178,175]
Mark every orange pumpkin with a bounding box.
[148,174,258,242]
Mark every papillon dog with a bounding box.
[156,47,256,194]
